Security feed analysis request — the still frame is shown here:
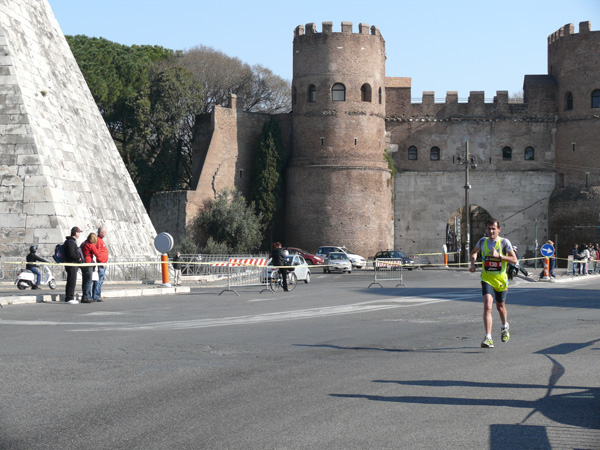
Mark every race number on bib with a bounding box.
[484,259,502,271]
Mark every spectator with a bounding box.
[580,243,590,276]
[93,226,108,302]
[570,244,580,275]
[172,252,182,286]
[64,227,82,304]
[80,233,100,303]
[25,245,48,289]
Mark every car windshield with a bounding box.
[329,253,347,260]
[390,251,409,259]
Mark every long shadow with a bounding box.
[328,338,600,443]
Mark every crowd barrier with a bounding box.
[218,258,269,296]
[368,258,407,288]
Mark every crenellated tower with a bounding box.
[547,21,600,253]
[287,22,393,257]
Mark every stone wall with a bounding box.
[395,171,556,262]
[0,0,157,258]
[149,94,293,246]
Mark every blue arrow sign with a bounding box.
[541,243,555,257]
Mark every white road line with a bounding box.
[4,289,531,332]
[69,296,452,332]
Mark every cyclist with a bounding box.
[271,242,290,292]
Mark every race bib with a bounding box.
[484,259,502,271]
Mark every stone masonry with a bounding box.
[0,0,157,258]
[150,21,600,263]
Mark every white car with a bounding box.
[264,255,311,283]
[316,245,366,269]
[323,252,352,273]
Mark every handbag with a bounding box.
[91,270,99,281]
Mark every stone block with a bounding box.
[0,213,25,227]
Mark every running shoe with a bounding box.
[481,337,494,348]
[501,325,510,343]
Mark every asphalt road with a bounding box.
[0,269,598,449]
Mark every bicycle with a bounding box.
[269,268,297,292]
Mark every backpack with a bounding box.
[53,244,66,263]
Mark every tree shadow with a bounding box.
[328,338,600,446]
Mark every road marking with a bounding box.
[2,289,532,332]
[68,296,454,332]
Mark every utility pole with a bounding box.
[456,142,475,266]
[464,142,471,263]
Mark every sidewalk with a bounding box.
[0,279,202,306]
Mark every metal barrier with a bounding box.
[368,258,407,288]
[0,253,271,284]
[218,258,269,296]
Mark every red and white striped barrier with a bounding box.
[214,258,267,267]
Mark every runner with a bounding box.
[469,218,518,348]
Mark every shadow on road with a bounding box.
[329,338,600,448]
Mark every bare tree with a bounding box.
[178,46,290,114]
[509,90,524,103]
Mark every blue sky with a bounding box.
[48,0,600,100]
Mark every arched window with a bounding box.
[292,86,297,105]
[378,87,382,104]
[408,146,418,160]
[524,146,535,161]
[332,83,345,101]
[565,92,573,110]
[361,83,372,102]
[502,146,512,161]
[430,146,440,161]
[308,85,316,102]
[592,90,600,108]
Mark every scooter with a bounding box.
[15,265,57,290]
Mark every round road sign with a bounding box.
[154,232,174,254]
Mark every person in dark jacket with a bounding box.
[64,226,82,304]
[172,252,182,286]
[271,242,290,292]
[26,245,48,289]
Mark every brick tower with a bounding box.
[287,22,393,257]
[547,21,600,254]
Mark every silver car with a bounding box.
[316,245,366,269]
[324,252,352,273]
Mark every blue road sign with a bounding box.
[541,243,555,257]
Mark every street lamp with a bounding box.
[456,142,477,264]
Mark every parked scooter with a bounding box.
[15,265,56,290]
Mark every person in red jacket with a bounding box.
[80,232,100,303]
[93,226,108,302]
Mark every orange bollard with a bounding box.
[543,257,549,278]
[444,253,448,267]
[161,253,170,285]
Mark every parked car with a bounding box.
[323,252,352,273]
[316,246,366,269]
[263,254,311,283]
[283,247,323,265]
[373,250,415,270]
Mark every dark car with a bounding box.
[284,247,323,265]
[373,250,415,270]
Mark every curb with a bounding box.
[1,285,191,306]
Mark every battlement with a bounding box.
[412,90,511,105]
[294,22,381,38]
[548,21,593,45]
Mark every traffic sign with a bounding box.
[541,243,555,257]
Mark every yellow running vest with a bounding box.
[481,237,508,291]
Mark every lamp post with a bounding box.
[457,142,476,265]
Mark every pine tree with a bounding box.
[251,118,286,242]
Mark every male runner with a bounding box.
[469,218,518,348]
